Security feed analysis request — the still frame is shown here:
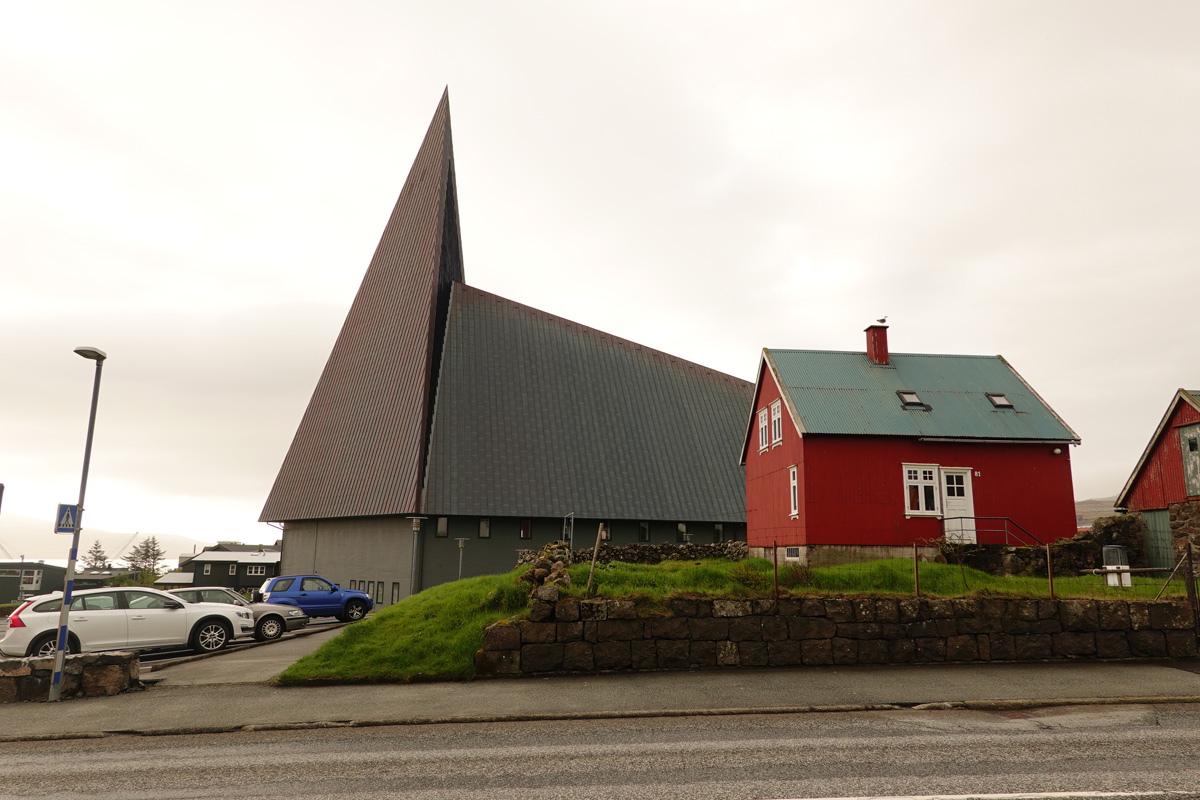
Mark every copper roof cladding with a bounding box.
[423,284,753,521]
[260,89,463,523]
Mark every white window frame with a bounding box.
[903,463,942,517]
[784,546,801,561]
[757,408,769,452]
[770,400,783,445]
[203,564,211,575]
[246,565,266,576]
[788,465,799,518]
[229,564,237,576]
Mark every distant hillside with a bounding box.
[1075,496,1118,528]
[0,514,212,567]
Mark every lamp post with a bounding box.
[456,538,468,580]
[48,346,106,702]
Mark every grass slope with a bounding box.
[276,557,1182,685]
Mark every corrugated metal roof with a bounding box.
[260,89,463,523]
[423,284,753,521]
[767,349,1078,441]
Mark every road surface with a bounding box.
[4,703,1199,799]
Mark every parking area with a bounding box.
[145,622,347,685]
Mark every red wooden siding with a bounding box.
[801,437,1076,547]
[747,432,1077,548]
[1125,400,1200,512]
[745,366,807,546]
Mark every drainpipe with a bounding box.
[407,516,426,597]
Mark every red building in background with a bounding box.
[740,326,1080,565]
[1116,389,1200,571]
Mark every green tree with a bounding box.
[124,536,166,577]
[83,539,109,570]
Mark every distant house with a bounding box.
[0,561,65,604]
[1115,388,1200,571]
[160,547,282,594]
[740,325,1080,565]
[74,566,139,590]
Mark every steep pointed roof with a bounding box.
[260,90,464,522]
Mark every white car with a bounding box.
[0,586,255,658]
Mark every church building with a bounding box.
[260,91,751,605]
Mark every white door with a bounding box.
[941,468,976,543]
[69,592,127,651]
[124,590,189,647]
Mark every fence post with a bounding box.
[913,542,920,598]
[585,523,605,598]
[1185,539,1200,637]
[773,541,779,600]
[1045,542,1055,601]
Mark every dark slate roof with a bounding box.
[759,348,1078,444]
[423,284,753,521]
[261,89,464,523]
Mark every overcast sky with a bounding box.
[2,2,1196,561]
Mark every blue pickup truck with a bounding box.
[254,575,373,622]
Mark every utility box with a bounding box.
[1103,545,1132,588]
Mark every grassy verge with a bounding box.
[276,572,529,684]
[277,557,1185,685]
[565,557,1182,602]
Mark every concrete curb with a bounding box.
[3,693,1199,744]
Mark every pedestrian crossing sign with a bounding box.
[55,504,79,534]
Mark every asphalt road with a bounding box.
[4,704,1199,800]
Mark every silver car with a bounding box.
[169,586,309,641]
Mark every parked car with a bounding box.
[169,586,309,641]
[0,586,254,658]
[255,575,372,622]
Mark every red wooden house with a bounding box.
[1115,389,1200,570]
[739,325,1080,565]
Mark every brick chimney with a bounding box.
[865,324,889,365]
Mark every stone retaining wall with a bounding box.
[1168,499,1200,556]
[0,652,139,702]
[475,588,1199,676]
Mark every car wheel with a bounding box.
[27,633,77,658]
[342,599,367,622]
[255,615,285,642]
[190,619,231,653]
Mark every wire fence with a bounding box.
[765,537,1200,612]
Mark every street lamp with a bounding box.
[455,538,468,580]
[48,346,106,702]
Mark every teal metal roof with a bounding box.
[767,349,1078,442]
